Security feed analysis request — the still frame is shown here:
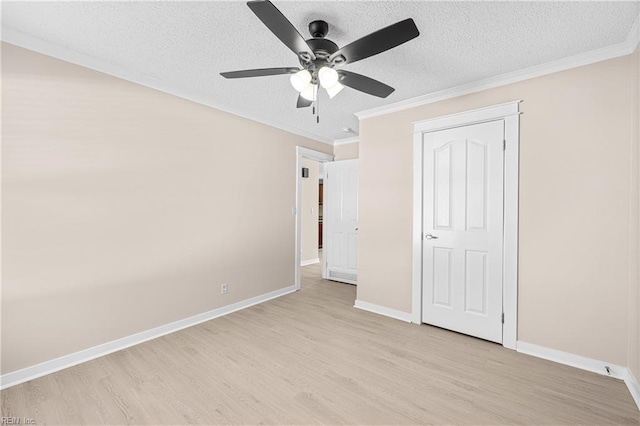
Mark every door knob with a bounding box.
[425,233,439,240]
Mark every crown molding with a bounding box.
[0,27,334,146]
[3,12,638,141]
[356,13,640,121]
[333,136,359,146]
[628,12,640,50]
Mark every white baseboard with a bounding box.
[354,300,412,323]
[516,341,626,379]
[625,370,640,410]
[300,258,320,266]
[0,285,297,390]
[517,341,640,411]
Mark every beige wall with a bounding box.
[301,158,320,263]
[630,46,640,380]
[334,142,359,160]
[1,43,332,374]
[358,53,637,366]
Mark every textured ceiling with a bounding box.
[2,1,639,142]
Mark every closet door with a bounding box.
[422,120,504,343]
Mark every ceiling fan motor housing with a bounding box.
[300,20,343,69]
[305,38,339,59]
[300,43,339,74]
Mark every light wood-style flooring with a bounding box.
[2,263,639,424]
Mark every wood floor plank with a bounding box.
[2,262,639,424]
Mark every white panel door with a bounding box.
[325,159,358,284]
[422,120,504,343]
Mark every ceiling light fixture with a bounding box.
[290,69,311,92]
[291,67,341,102]
[326,82,344,99]
[300,83,317,101]
[318,66,339,89]
[220,0,420,124]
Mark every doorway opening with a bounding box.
[295,147,333,290]
[299,158,324,271]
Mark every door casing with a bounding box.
[412,101,520,350]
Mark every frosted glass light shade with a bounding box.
[300,84,317,101]
[290,70,311,92]
[318,67,339,89]
[326,82,344,99]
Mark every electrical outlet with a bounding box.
[221,283,228,295]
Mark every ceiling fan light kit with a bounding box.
[290,69,311,92]
[300,83,317,102]
[220,0,420,123]
[326,82,344,99]
[318,66,339,89]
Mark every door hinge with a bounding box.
[503,140,506,151]
[501,312,505,324]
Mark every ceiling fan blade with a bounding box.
[220,67,300,78]
[297,94,312,108]
[330,18,419,65]
[338,70,395,98]
[247,0,316,61]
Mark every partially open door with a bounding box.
[325,159,358,284]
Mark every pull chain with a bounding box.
[309,84,320,123]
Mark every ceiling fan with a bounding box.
[220,0,419,119]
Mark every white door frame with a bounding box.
[411,101,521,350]
[295,146,334,290]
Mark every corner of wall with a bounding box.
[629,44,640,382]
